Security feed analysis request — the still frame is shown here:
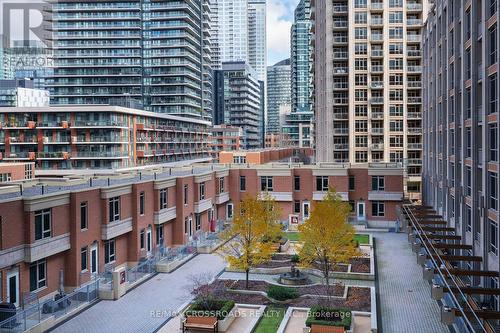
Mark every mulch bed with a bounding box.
[271,254,293,260]
[290,287,371,311]
[350,257,371,273]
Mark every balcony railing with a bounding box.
[371,3,383,10]
[371,128,384,134]
[371,143,384,150]
[371,50,384,57]
[371,82,384,89]
[407,19,423,26]
[407,50,421,57]
[372,112,384,119]
[407,3,423,11]
[371,97,384,104]
[371,18,383,25]
[407,66,422,72]
[407,128,422,134]
[408,97,422,103]
[408,81,422,88]
[407,35,422,42]
[372,65,383,72]
[371,34,384,41]
[333,128,349,135]
[408,143,423,149]
[333,5,348,13]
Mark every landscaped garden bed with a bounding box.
[306,306,352,329]
[254,257,369,274]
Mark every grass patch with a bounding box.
[285,232,300,241]
[253,306,286,333]
[354,234,370,245]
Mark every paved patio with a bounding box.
[375,231,450,333]
[51,254,226,333]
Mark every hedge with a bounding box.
[185,299,235,320]
[305,306,352,329]
[267,285,299,301]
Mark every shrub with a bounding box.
[305,306,352,329]
[185,299,235,320]
[290,254,300,263]
[267,285,299,301]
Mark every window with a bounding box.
[227,203,234,219]
[24,163,33,179]
[490,172,498,211]
[108,197,120,222]
[0,173,11,182]
[466,206,472,232]
[199,182,205,200]
[183,185,188,205]
[390,120,403,132]
[389,43,403,55]
[389,105,403,117]
[355,43,368,55]
[35,209,51,240]
[389,12,403,24]
[372,176,385,191]
[466,167,472,196]
[81,247,88,272]
[355,28,367,39]
[490,74,498,114]
[490,219,499,255]
[140,229,145,249]
[294,201,301,214]
[184,217,189,234]
[240,176,246,191]
[29,260,46,292]
[316,176,329,191]
[389,0,402,7]
[294,175,300,191]
[195,214,201,231]
[490,124,498,162]
[490,0,498,17]
[160,188,168,209]
[233,156,246,164]
[261,176,273,191]
[355,12,367,24]
[355,59,368,70]
[372,201,385,217]
[355,151,368,163]
[389,27,403,39]
[349,176,355,191]
[156,225,163,246]
[389,58,403,70]
[80,202,88,230]
[390,135,404,147]
[219,177,225,194]
[139,191,145,215]
[355,136,368,147]
[354,0,367,9]
[104,240,115,264]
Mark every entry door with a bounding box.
[357,202,366,221]
[302,201,310,220]
[90,244,98,275]
[188,217,193,239]
[7,269,19,307]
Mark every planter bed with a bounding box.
[290,287,371,311]
[350,258,370,274]
[271,253,293,260]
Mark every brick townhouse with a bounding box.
[0,163,403,307]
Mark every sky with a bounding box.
[267,0,300,67]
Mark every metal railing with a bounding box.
[0,280,99,332]
[402,205,488,333]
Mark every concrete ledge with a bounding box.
[156,253,196,273]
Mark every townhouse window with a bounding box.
[80,202,88,230]
[466,206,472,232]
[140,229,145,249]
[29,260,46,292]
[108,197,120,222]
[261,176,273,191]
[227,203,234,219]
[199,182,205,200]
[184,217,189,234]
[139,191,145,215]
[81,247,88,272]
[195,214,201,231]
[489,218,499,256]
[156,225,163,246]
[104,240,116,264]
[219,177,225,194]
[489,26,497,66]
[316,176,329,191]
[0,173,11,182]
[160,188,168,209]
[372,201,385,217]
[35,208,51,241]
[372,176,385,191]
[466,167,472,196]
[294,175,300,191]
[490,74,498,114]
[490,124,498,162]
[349,176,355,191]
[490,172,498,211]
[184,185,188,205]
[294,201,301,214]
[240,176,246,191]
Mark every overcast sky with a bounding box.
[267,0,300,66]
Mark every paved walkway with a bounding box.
[375,232,449,333]
[51,254,226,333]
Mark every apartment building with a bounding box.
[47,0,212,120]
[311,0,429,200]
[0,106,210,171]
[422,0,499,315]
[284,0,314,148]
[0,79,49,107]
[0,162,35,182]
[0,162,403,305]
[209,125,243,157]
[213,62,263,149]
[267,59,292,134]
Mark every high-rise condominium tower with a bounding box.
[266,59,291,134]
[422,0,499,315]
[311,0,429,199]
[283,0,313,148]
[211,0,267,81]
[49,0,212,120]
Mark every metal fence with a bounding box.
[126,258,156,285]
[0,280,99,332]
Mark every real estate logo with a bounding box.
[1,0,53,70]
